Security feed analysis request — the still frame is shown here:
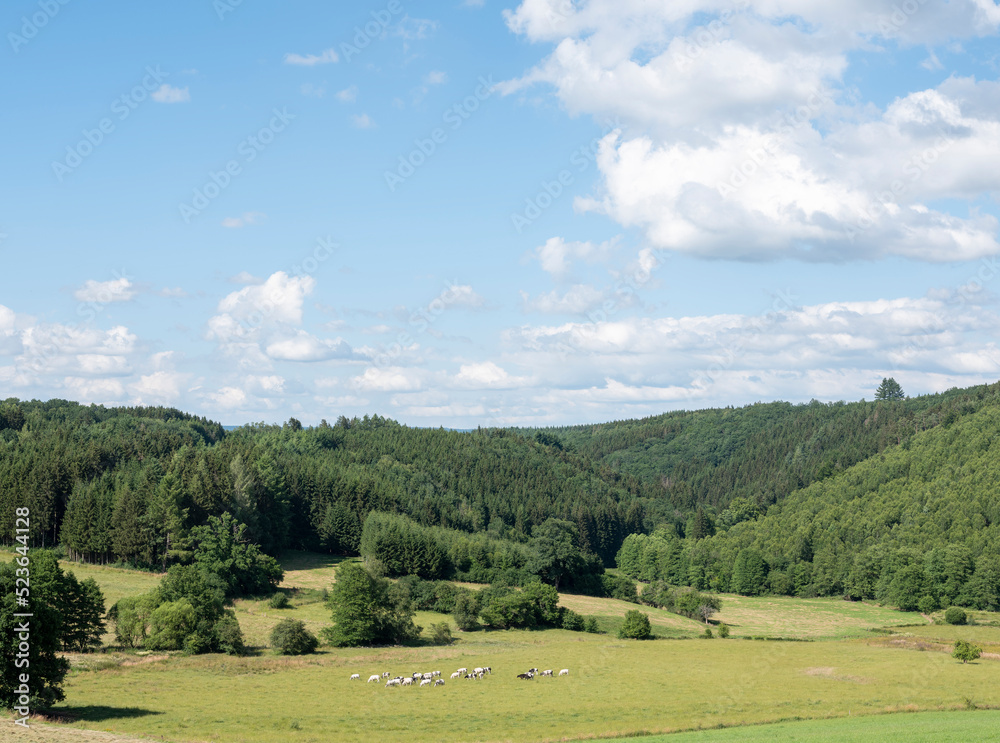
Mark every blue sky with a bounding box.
[2,0,1000,427]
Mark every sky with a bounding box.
[2,0,1000,428]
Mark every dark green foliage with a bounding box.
[395,575,466,613]
[584,617,600,633]
[109,592,160,648]
[527,518,600,590]
[268,592,291,609]
[214,610,246,656]
[602,573,640,603]
[731,549,769,596]
[270,618,319,655]
[326,562,420,647]
[618,609,652,639]
[875,377,905,401]
[945,607,968,625]
[428,622,453,645]
[953,639,982,663]
[0,550,70,709]
[190,513,284,597]
[60,573,106,652]
[452,590,482,631]
[561,609,585,631]
[718,622,730,638]
[145,599,198,651]
[702,627,714,638]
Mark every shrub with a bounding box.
[945,607,968,625]
[145,599,198,651]
[270,618,319,655]
[268,592,291,610]
[561,609,585,632]
[618,610,652,640]
[584,617,600,634]
[452,591,482,631]
[717,622,730,638]
[428,622,453,645]
[214,611,246,656]
[918,594,939,614]
[702,627,714,639]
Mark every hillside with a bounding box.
[680,400,1000,610]
[536,383,1000,522]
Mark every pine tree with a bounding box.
[875,377,905,401]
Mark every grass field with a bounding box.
[6,549,1000,743]
[603,710,1000,742]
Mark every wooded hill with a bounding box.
[2,380,999,610]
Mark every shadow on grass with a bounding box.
[51,705,162,722]
[278,550,349,573]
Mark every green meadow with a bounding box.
[6,551,1000,743]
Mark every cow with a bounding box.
[385,678,401,687]
[422,672,433,680]
[431,671,441,677]
[456,667,468,675]
[402,677,414,686]
[541,670,553,677]
[474,667,484,674]
[381,672,391,679]
[528,668,538,674]
[559,669,569,676]
[484,666,492,674]
[516,672,533,680]
[413,672,422,679]
[434,679,445,686]
[350,674,360,681]
[367,674,381,683]
[450,671,461,679]
[419,679,432,687]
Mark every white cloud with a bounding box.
[265,331,358,362]
[530,236,619,279]
[130,371,187,405]
[336,85,358,103]
[221,212,265,228]
[352,113,375,129]
[503,2,1000,263]
[284,49,339,66]
[74,278,136,303]
[207,386,249,409]
[208,271,315,341]
[151,84,190,103]
[351,366,425,392]
[520,284,609,314]
[395,16,439,40]
[229,271,263,285]
[63,377,125,402]
[424,70,448,85]
[453,361,528,389]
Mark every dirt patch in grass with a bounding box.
[803,666,872,684]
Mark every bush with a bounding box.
[214,611,246,655]
[618,610,652,640]
[561,610,585,632]
[268,592,291,609]
[945,607,968,625]
[918,594,939,614]
[270,618,319,655]
[718,622,730,638]
[702,627,713,639]
[584,617,600,634]
[428,622,453,645]
[452,591,481,631]
[145,599,198,651]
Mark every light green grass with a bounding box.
[602,710,1000,742]
[52,631,1000,743]
[712,593,926,639]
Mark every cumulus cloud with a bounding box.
[503,1,1000,263]
[74,278,137,303]
[336,85,358,103]
[352,113,375,129]
[350,366,425,392]
[453,361,529,389]
[151,84,190,103]
[284,49,339,66]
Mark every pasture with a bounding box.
[6,550,1000,743]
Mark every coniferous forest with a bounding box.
[2,380,1000,612]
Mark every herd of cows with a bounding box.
[348,666,569,687]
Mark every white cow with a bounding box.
[474,667,484,674]
[381,671,390,679]
[450,671,461,679]
[402,677,414,686]
[419,679,432,687]
[349,674,360,681]
[367,674,380,683]
[385,678,401,687]
[541,670,553,677]
[434,679,445,686]
[456,667,468,675]
[559,668,569,676]
[422,672,433,680]
[432,671,441,677]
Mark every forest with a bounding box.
[2,379,999,611]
